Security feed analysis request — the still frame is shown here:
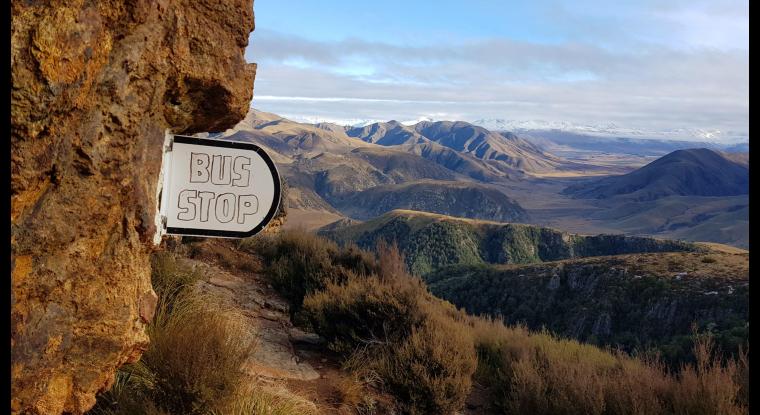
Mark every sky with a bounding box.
[244,0,748,142]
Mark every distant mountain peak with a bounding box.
[563,147,749,201]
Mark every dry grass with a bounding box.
[623,252,748,281]
[185,239,260,273]
[214,384,319,415]
[143,293,254,414]
[90,253,309,415]
[468,317,748,415]
[255,231,748,415]
[330,374,381,415]
[282,208,347,231]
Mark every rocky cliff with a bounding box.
[11,1,255,413]
[426,251,749,365]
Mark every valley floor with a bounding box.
[290,175,749,249]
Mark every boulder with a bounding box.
[10,0,255,413]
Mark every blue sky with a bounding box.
[245,0,748,142]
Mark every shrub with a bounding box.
[245,231,749,415]
[334,243,380,278]
[670,335,747,415]
[254,231,379,309]
[468,316,747,415]
[370,313,477,415]
[303,274,426,354]
[297,235,477,414]
[375,239,408,281]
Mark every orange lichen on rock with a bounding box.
[10,0,256,413]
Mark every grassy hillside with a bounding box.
[244,231,748,414]
[93,233,748,414]
[563,148,749,201]
[347,119,569,176]
[331,182,528,224]
[588,195,749,249]
[320,210,699,275]
[427,251,748,365]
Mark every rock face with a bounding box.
[426,252,749,365]
[11,1,255,413]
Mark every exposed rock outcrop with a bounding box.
[11,1,255,413]
[427,251,749,364]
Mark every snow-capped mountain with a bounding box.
[470,118,747,143]
[275,110,748,146]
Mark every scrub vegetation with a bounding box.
[89,253,316,415]
[248,230,748,415]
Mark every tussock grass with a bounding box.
[213,385,319,415]
[468,317,748,415]
[90,253,308,415]
[143,293,253,414]
[255,230,749,415]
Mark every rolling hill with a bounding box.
[563,148,749,201]
[319,209,699,275]
[220,110,535,228]
[412,120,561,173]
[586,195,750,249]
[345,120,426,146]
[329,181,529,224]
[218,110,748,247]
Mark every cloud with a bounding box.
[245,21,748,142]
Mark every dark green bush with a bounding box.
[302,274,425,354]
[255,231,379,310]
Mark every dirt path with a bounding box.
[180,239,490,414]
[184,257,321,382]
[179,240,394,414]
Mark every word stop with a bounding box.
[176,153,259,223]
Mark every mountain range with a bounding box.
[470,118,748,146]
[220,109,749,248]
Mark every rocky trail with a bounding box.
[179,240,397,414]
[187,258,321,383]
[179,239,493,414]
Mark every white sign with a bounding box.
[157,135,281,238]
